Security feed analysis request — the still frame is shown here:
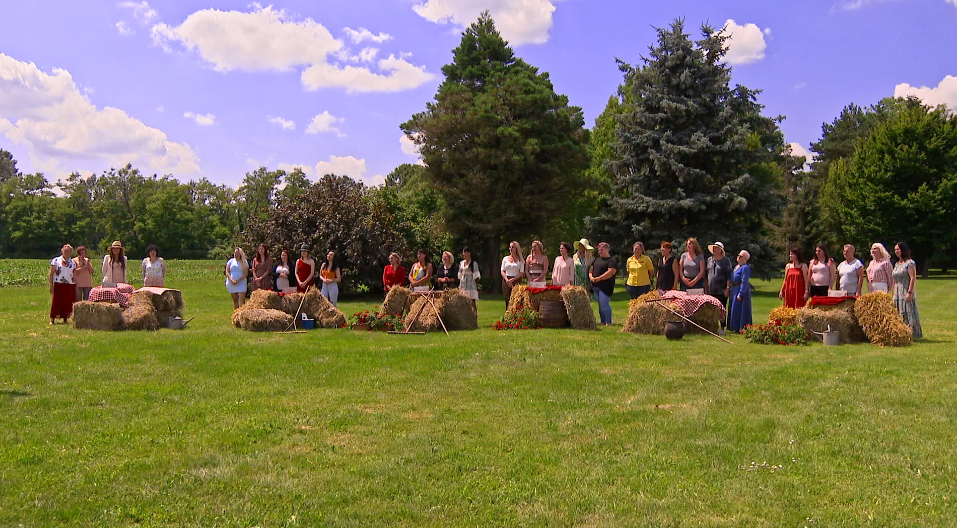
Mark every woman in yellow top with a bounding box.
[625,241,655,299]
[319,250,342,308]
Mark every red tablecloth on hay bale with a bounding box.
[526,286,565,294]
[659,290,727,320]
[89,283,135,307]
[808,295,856,307]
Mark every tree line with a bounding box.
[1,14,954,289]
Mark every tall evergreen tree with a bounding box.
[589,19,787,278]
[401,12,590,290]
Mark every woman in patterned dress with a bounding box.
[866,243,894,293]
[572,238,594,288]
[49,244,76,324]
[458,246,481,312]
[892,242,922,339]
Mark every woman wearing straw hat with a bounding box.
[225,247,249,309]
[49,244,76,324]
[727,250,753,333]
[101,240,128,286]
[295,244,316,293]
[706,241,733,332]
[572,238,594,288]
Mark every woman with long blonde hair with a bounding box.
[866,243,893,293]
[225,247,249,309]
[500,241,525,308]
[679,237,706,291]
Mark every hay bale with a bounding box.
[688,302,721,335]
[382,287,412,316]
[160,289,184,312]
[561,286,597,330]
[247,289,282,311]
[73,301,124,331]
[317,305,347,329]
[768,306,799,325]
[123,294,160,331]
[441,289,478,330]
[796,307,865,344]
[238,308,293,332]
[232,303,253,328]
[854,292,912,347]
[404,295,447,332]
[300,289,329,320]
[506,285,532,312]
[810,298,857,313]
[623,297,678,335]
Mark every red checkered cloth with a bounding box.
[809,296,856,306]
[527,286,565,294]
[659,290,727,320]
[89,283,135,307]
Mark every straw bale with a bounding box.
[382,287,413,316]
[796,308,864,344]
[247,289,282,311]
[560,286,597,330]
[768,306,799,326]
[300,289,330,320]
[232,303,253,328]
[72,301,124,331]
[688,303,721,335]
[404,295,447,333]
[854,292,912,347]
[123,298,160,331]
[810,298,857,313]
[441,288,478,331]
[160,289,184,312]
[506,285,532,312]
[239,308,293,332]
[623,297,678,335]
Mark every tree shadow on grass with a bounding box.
[913,338,952,344]
[0,389,31,398]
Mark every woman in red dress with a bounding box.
[295,244,316,293]
[779,247,810,309]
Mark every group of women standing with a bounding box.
[383,248,482,310]
[225,244,342,310]
[780,242,922,338]
[48,240,167,324]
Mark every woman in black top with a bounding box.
[656,241,679,291]
[434,251,459,290]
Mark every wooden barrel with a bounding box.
[539,300,569,328]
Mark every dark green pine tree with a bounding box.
[401,12,590,290]
[589,19,787,278]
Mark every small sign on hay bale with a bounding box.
[854,292,912,347]
[768,306,799,326]
[796,307,865,344]
[248,289,282,311]
[560,286,597,330]
[441,288,478,330]
[383,287,413,316]
[73,301,124,331]
[238,308,294,332]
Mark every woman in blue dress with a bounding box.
[727,250,752,333]
[225,247,249,310]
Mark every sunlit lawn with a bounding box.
[1,263,956,527]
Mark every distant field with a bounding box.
[0,259,226,287]
[1,262,955,527]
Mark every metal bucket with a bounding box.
[822,330,840,346]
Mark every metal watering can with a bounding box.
[812,324,841,346]
[165,317,193,330]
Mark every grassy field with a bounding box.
[2,261,956,527]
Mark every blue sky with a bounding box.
[1,0,955,188]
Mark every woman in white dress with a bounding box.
[835,244,864,296]
[225,247,249,309]
[500,241,525,308]
[458,246,481,311]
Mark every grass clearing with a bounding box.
[2,262,956,526]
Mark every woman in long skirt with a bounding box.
[727,250,753,333]
[892,242,922,339]
[49,244,76,324]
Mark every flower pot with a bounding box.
[664,321,686,340]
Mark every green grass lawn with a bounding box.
[2,265,956,527]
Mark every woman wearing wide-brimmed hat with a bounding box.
[572,238,594,288]
[295,244,316,293]
[727,250,753,333]
[101,240,128,286]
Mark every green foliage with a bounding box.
[743,320,809,345]
[348,309,403,331]
[820,99,957,271]
[0,259,225,287]
[372,163,451,261]
[589,19,786,278]
[492,304,541,330]
[401,12,590,288]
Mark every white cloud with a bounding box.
[315,155,366,179]
[268,115,296,130]
[788,142,813,169]
[894,75,957,111]
[343,27,392,44]
[413,0,558,45]
[369,174,386,186]
[183,111,216,126]
[948,0,957,7]
[301,54,435,93]
[0,52,199,176]
[151,5,434,93]
[399,134,419,156]
[119,1,158,25]
[723,20,769,65]
[359,47,379,63]
[278,163,313,176]
[116,20,135,36]
[305,111,344,136]
[155,105,164,113]
[836,0,896,11]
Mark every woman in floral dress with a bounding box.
[892,242,922,339]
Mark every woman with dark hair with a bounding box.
[779,247,809,309]
[656,241,679,291]
[72,245,95,301]
[679,238,706,291]
[808,244,836,298]
[141,244,167,287]
[459,246,481,310]
[409,249,434,293]
[49,244,76,324]
[435,251,459,290]
[551,242,574,286]
[274,249,296,291]
[250,244,273,292]
[101,240,127,286]
[893,242,922,338]
[295,244,316,293]
[320,250,342,307]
